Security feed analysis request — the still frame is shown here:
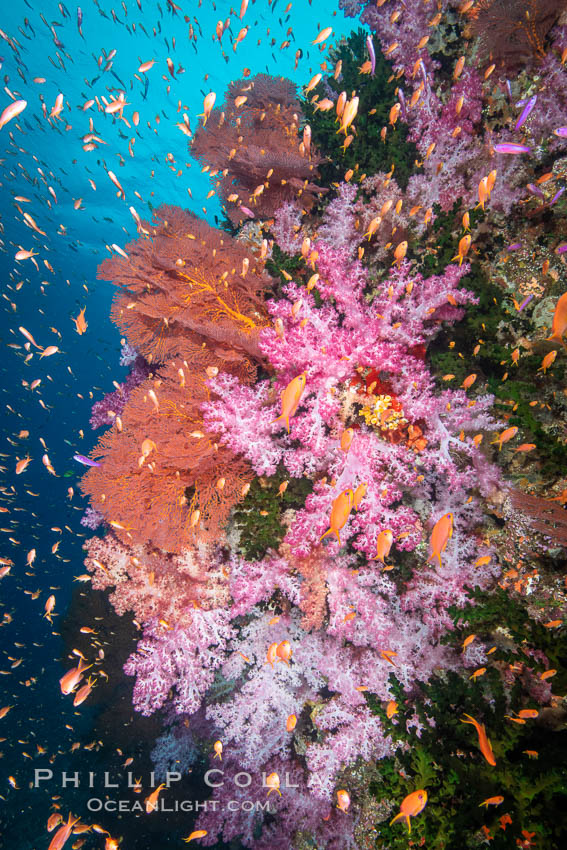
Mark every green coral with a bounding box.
[424,204,567,475]
[362,587,567,849]
[231,466,312,561]
[302,29,418,192]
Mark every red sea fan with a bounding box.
[509,488,567,547]
[79,360,254,554]
[468,0,566,67]
[97,204,272,368]
[191,73,327,224]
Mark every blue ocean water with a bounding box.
[0,1,356,846]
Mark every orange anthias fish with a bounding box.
[427,512,453,568]
[479,795,504,808]
[144,783,166,813]
[183,832,208,844]
[48,813,81,850]
[72,307,87,335]
[320,488,354,545]
[461,714,497,766]
[452,234,471,266]
[59,658,91,695]
[490,426,518,451]
[547,291,567,345]
[271,373,307,433]
[373,529,394,566]
[390,789,428,833]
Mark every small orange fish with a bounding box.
[386,700,398,719]
[73,676,95,707]
[276,639,292,664]
[538,350,557,373]
[374,529,394,566]
[547,292,567,345]
[461,714,496,766]
[320,488,354,545]
[461,373,477,389]
[266,642,278,667]
[336,789,350,812]
[469,667,486,680]
[393,240,408,267]
[48,814,81,850]
[271,373,307,433]
[475,556,491,567]
[183,830,208,843]
[390,790,428,833]
[462,636,476,652]
[340,428,354,452]
[452,234,471,266]
[312,26,333,45]
[144,783,165,813]
[265,772,281,796]
[60,658,91,695]
[15,455,32,475]
[517,709,538,719]
[479,795,504,808]
[427,512,453,568]
[286,714,297,731]
[72,308,87,335]
[490,426,518,451]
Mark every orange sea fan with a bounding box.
[509,488,567,548]
[98,204,272,368]
[191,73,327,224]
[80,360,254,554]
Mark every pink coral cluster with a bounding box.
[82,235,503,845]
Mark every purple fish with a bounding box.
[77,7,83,39]
[515,95,537,130]
[419,59,429,91]
[550,187,565,206]
[505,79,513,101]
[398,88,407,120]
[493,143,531,154]
[73,454,101,468]
[553,127,567,138]
[239,206,255,219]
[557,244,567,254]
[366,35,376,77]
[507,243,522,251]
[526,183,545,199]
[517,294,533,312]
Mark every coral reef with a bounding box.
[77,10,567,848]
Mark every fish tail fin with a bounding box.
[427,551,441,568]
[546,332,566,347]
